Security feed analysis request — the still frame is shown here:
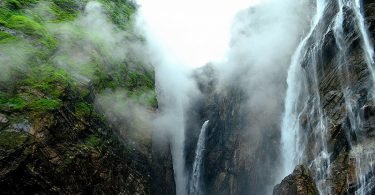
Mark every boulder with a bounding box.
[273,165,319,195]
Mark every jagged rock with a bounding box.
[0,100,152,194]
[273,165,319,195]
[0,114,8,124]
[10,119,32,133]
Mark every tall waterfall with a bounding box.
[190,120,209,195]
[281,0,375,194]
[280,0,328,187]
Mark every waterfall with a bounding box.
[340,1,375,194]
[280,0,327,183]
[353,0,375,97]
[190,120,209,195]
[281,0,375,194]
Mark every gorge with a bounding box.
[1,0,375,195]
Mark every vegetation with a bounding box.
[0,130,28,150]
[0,0,155,152]
[0,0,155,113]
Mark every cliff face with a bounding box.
[184,66,281,195]
[0,87,152,194]
[183,1,375,195]
[275,1,375,194]
[0,0,170,194]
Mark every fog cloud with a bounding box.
[136,0,312,193]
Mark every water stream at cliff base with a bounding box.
[190,120,209,195]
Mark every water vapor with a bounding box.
[49,1,146,83]
[96,90,154,148]
[136,0,312,193]
[0,41,33,82]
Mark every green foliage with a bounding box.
[75,102,91,118]
[0,8,14,26]
[127,71,154,90]
[28,98,62,110]
[0,64,68,112]
[4,0,39,10]
[0,31,17,44]
[0,94,28,111]
[99,0,136,29]
[0,130,28,150]
[0,0,157,113]
[85,134,103,149]
[7,15,43,35]
[24,64,71,98]
[51,0,80,21]
[7,15,57,49]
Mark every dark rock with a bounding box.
[0,114,8,124]
[10,119,32,133]
[273,165,319,195]
[151,131,176,195]
[0,98,152,194]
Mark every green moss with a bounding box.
[28,98,62,111]
[85,134,103,149]
[0,31,17,44]
[2,14,57,50]
[127,71,154,90]
[24,64,71,98]
[99,0,136,29]
[75,102,91,118]
[4,0,39,10]
[0,95,28,111]
[0,130,28,150]
[63,156,74,165]
[6,15,45,35]
[0,8,13,26]
[148,91,158,108]
[53,0,79,19]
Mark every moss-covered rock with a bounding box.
[0,130,29,150]
[0,0,155,194]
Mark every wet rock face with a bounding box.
[185,66,281,195]
[151,131,176,195]
[275,1,375,194]
[0,102,152,194]
[273,165,319,195]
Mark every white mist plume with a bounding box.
[0,41,33,82]
[219,0,311,190]
[96,90,154,147]
[136,0,311,193]
[137,0,260,68]
[135,1,262,194]
[49,1,146,83]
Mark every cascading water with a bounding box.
[281,0,375,194]
[333,1,375,194]
[190,120,209,195]
[353,0,375,93]
[334,1,375,193]
[280,0,328,190]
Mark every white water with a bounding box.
[342,1,375,194]
[280,0,327,181]
[354,0,375,100]
[190,120,209,195]
[281,0,375,194]
[351,141,375,195]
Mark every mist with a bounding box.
[136,0,312,193]
[0,0,155,146]
[0,41,33,82]
[220,0,312,190]
[49,1,147,83]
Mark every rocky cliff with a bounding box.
[0,89,151,194]
[0,0,172,194]
[274,0,375,194]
